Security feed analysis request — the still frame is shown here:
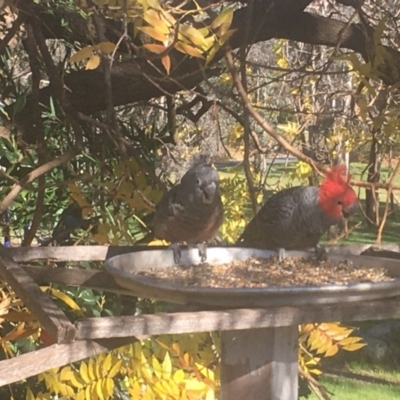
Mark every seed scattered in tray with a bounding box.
[136,257,394,288]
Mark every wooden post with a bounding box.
[220,326,298,400]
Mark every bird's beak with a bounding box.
[202,182,217,204]
[342,202,358,218]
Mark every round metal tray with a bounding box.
[105,247,400,308]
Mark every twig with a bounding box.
[224,49,327,176]
[299,369,332,400]
[212,101,233,159]
[0,14,24,55]
[376,159,400,243]
[327,221,362,244]
[0,169,18,184]
[0,148,80,214]
[238,0,258,215]
[23,176,45,246]
[136,189,156,210]
[91,10,120,138]
[76,113,167,192]
[21,23,47,244]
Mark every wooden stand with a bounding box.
[221,327,298,400]
[0,246,399,399]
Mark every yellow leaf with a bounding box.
[145,0,162,10]
[219,29,236,46]
[185,379,207,391]
[317,337,333,355]
[172,342,180,356]
[3,310,35,322]
[96,379,105,400]
[60,366,74,382]
[300,324,315,338]
[143,10,170,34]
[206,388,215,400]
[108,359,122,378]
[70,372,84,389]
[26,388,35,400]
[162,351,172,380]
[85,384,91,399]
[161,55,171,74]
[49,288,84,316]
[76,389,85,400]
[159,8,176,26]
[138,26,168,43]
[195,363,214,381]
[143,43,167,54]
[152,355,162,379]
[205,43,219,66]
[342,342,367,351]
[337,336,363,347]
[143,385,156,400]
[173,369,185,383]
[86,55,101,70]
[68,46,94,63]
[141,352,153,381]
[0,297,11,315]
[80,361,91,384]
[96,41,116,54]
[308,368,322,376]
[104,377,114,397]
[88,358,97,381]
[128,381,142,398]
[103,352,112,373]
[324,343,339,357]
[175,42,204,59]
[179,25,207,47]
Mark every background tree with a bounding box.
[1,0,400,398]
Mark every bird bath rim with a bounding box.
[105,247,400,307]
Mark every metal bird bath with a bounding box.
[105,247,400,308]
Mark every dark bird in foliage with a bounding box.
[237,165,358,260]
[39,202,91,246]
[153,162,224,263]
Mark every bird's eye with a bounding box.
[337,200,343,205]
[196,178,201,185]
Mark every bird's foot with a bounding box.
[197,242,207,262]
[313,244,328,261]
[278,248,286,262]
[169,243,182,264]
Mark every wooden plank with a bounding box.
[0,337,136,387]
[75,296,400,339]
[22,265,135,296]
[4,245,166,262]
[0,252,76,344]
[220,327,298,400]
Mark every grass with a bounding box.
[308,374,400,400]
[344,360,400,383]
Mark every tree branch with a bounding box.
[15,7,400,135]
[0,148,80,214]
[224,48,327,175]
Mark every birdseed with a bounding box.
[137,257,394,288]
